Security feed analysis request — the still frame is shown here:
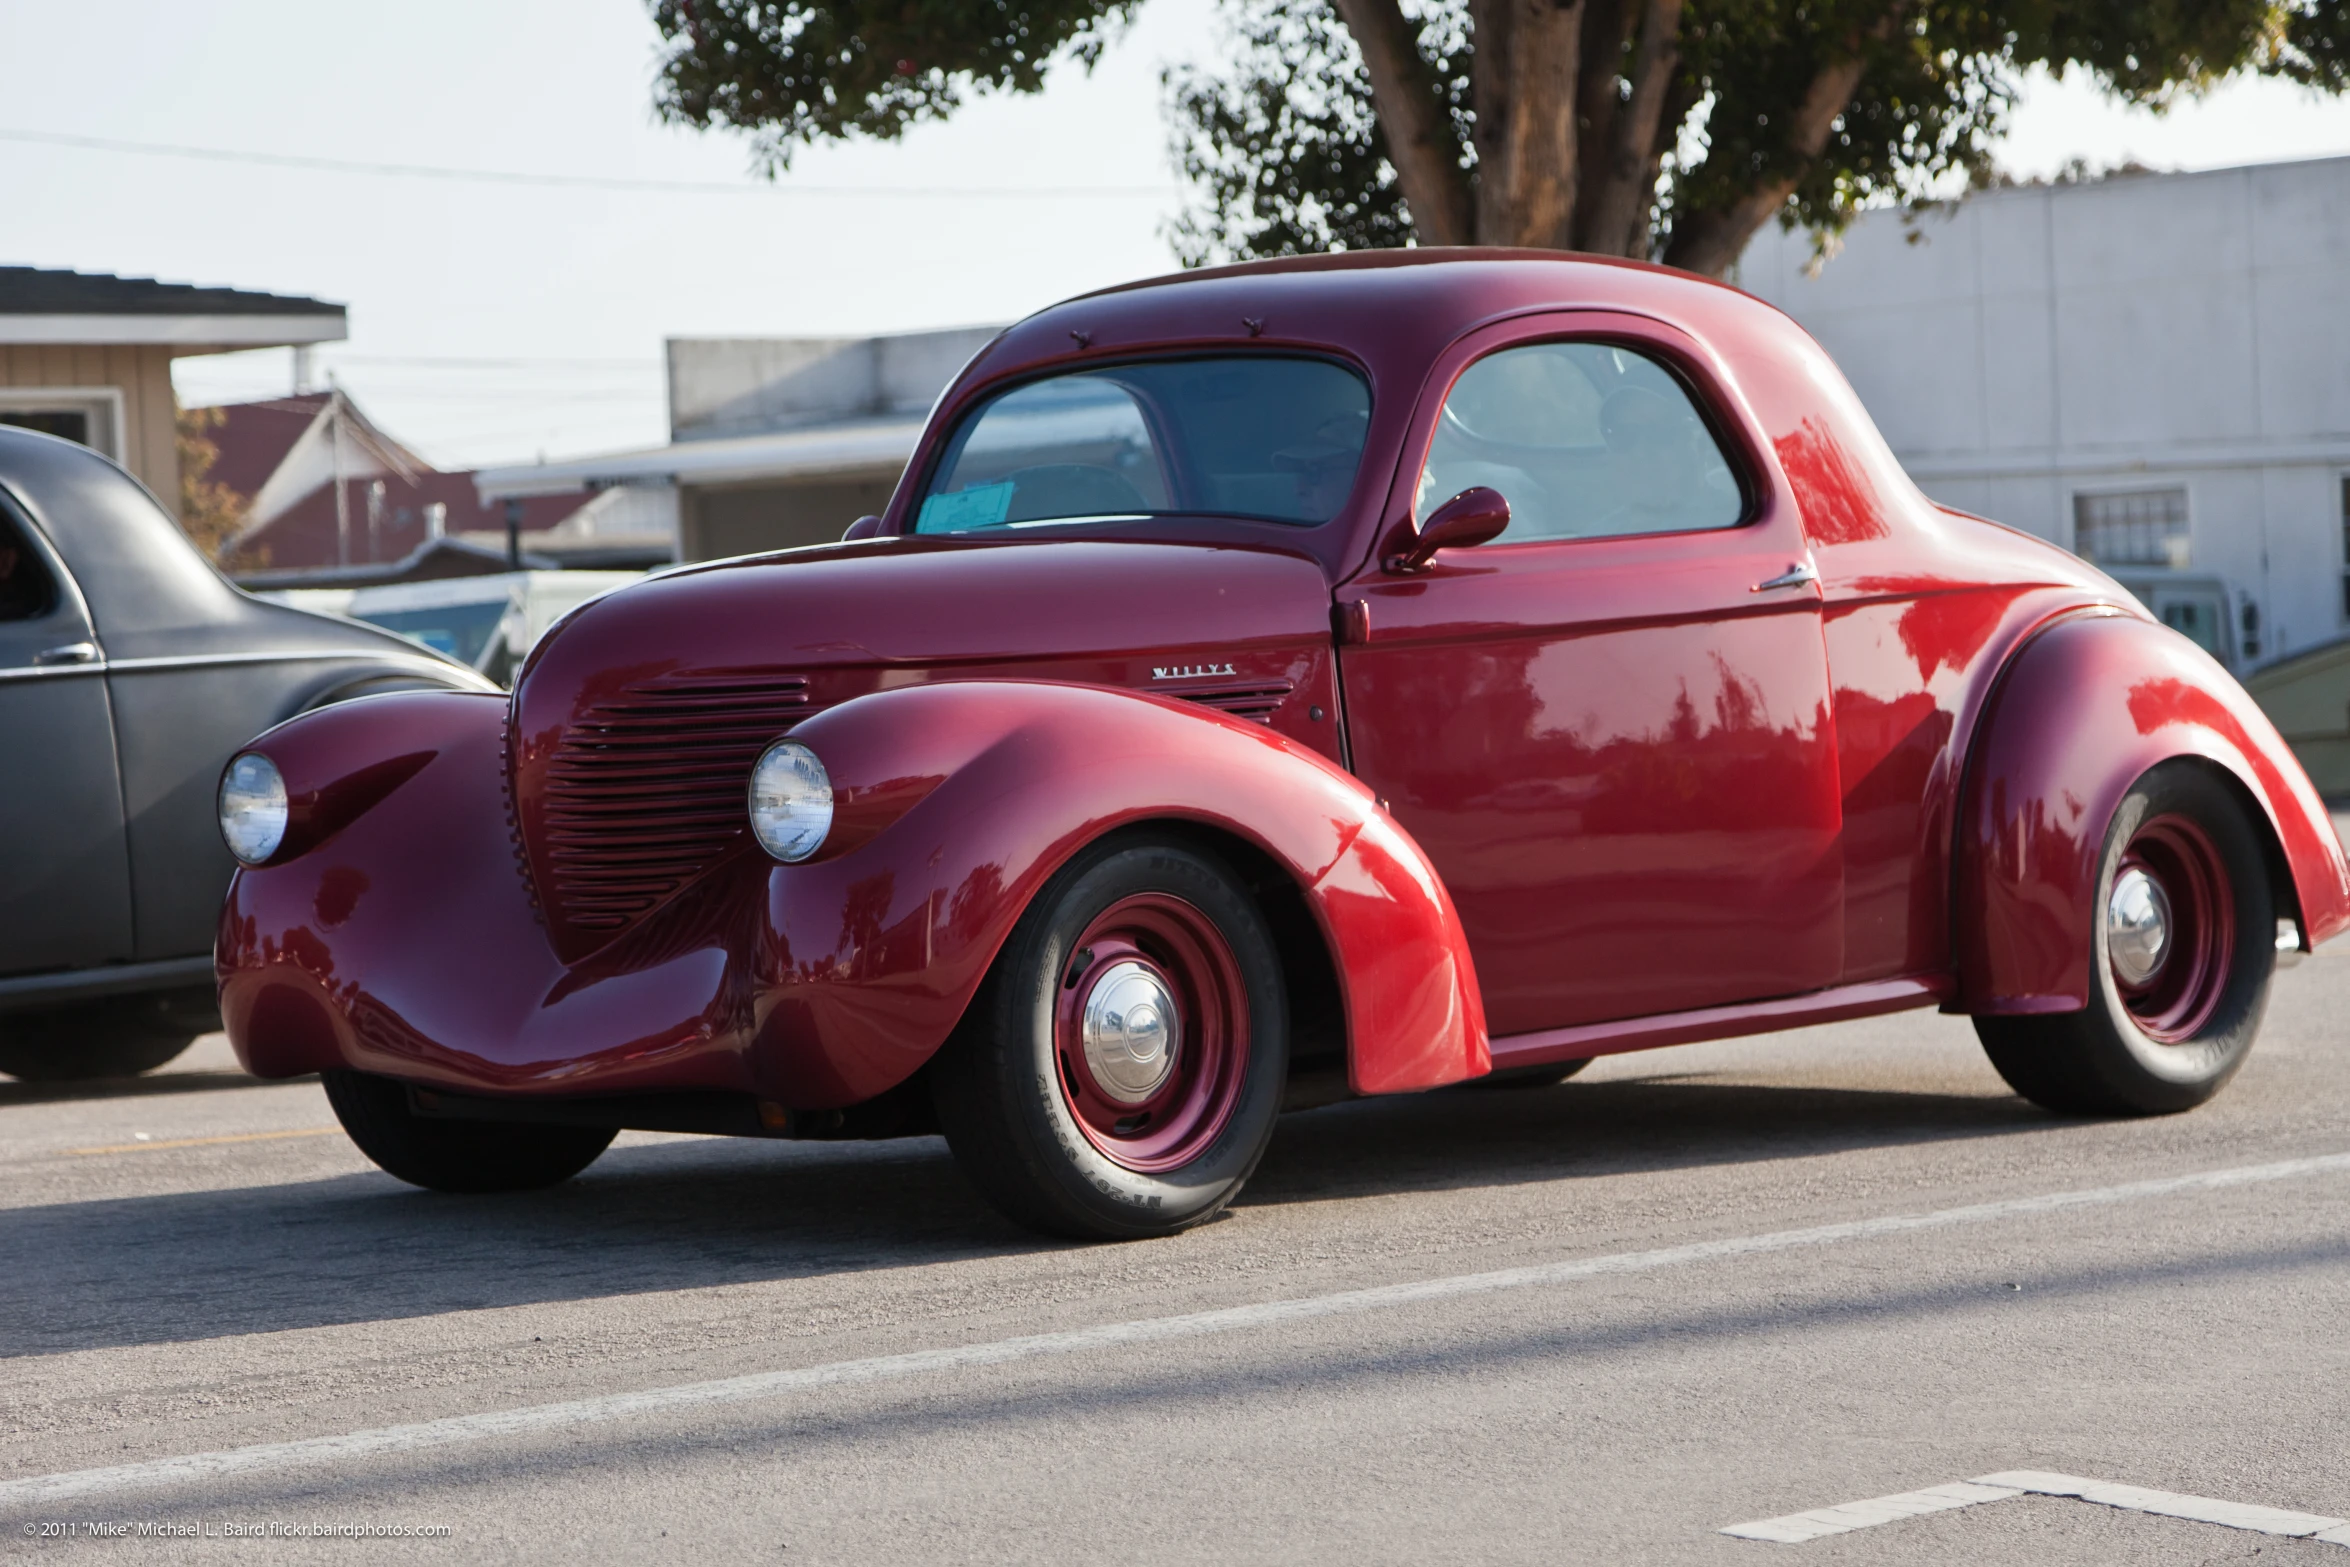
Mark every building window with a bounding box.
[2074,487,2190,570]
[0,388,123,460]
[0,409,89,445]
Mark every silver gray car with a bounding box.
[0,426,489,1081]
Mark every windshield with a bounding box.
[914,356,1371,532]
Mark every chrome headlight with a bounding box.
[219,752,289,865]
[749,739,833,863]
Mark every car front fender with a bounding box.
[756,680,1490,1106]
[1955,610,2350,1014]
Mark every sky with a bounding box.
[4,0,2346,472]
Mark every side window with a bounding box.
[1416,342,1743,544]
[0,505,57,622]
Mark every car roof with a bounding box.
[968,250,1771,381]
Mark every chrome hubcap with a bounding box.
[1080,961,1180,1104]
[2108,866,2173,987]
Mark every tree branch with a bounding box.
[1329,0,1475,245]
[1663,14,1890,276]
[1579,0,1684,254]
[1625,72,1701,258]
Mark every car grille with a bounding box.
[534,670,813,937]
[1175,679,1295,724]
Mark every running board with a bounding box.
[0,955,217,1016]
[1485,975,1953,1073]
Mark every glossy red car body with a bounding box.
[218,251,2350,1130]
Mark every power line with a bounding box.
[327,353,665,370]
[0,127,1175,199]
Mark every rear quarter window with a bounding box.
[0,503,58,621]
[1418,342,1744,544]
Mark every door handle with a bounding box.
[1750,563,1818,593]
[32,641,102,666]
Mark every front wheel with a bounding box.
[931,835,1289,1240]
[1976,763,2275,1116]
[323,1071,615,1192]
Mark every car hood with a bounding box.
[504,537,1340,957]
[517,537,1333,713]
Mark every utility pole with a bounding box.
[330,384,350,568]
[504,498,523,570]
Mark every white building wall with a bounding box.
[1735,155,2350,667]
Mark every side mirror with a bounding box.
[842,514,884,542]
[1384,486,1509,574]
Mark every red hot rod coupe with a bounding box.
[216,252,2350,1239]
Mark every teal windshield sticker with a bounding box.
[917,481,1015,532]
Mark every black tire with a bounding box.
[0,989,214,1082]
[1975,763,2274,1116]
[322,1070,615,1193]
[1465,1058,1593,1090]
[931,835,1289,1240]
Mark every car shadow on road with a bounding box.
[0,1074,2051,1360]
[1244,1071,2048,1209]
[0,1069,299,1109]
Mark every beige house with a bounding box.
[0,267,345,506]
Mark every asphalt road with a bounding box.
[5,933,2349,1560]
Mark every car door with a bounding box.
[1336,313,1843,1037]
[0,492,133,976]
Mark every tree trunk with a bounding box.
[1568,0,1631,243]
[1330,0,1475,245]
[1661,18,1892,275]
[1471,0,1587,247]
[1578,0,1684,255]
[1323,0,1889,278]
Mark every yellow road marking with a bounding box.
[68,1127,341,1156]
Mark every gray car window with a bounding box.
[0,506,56,621]
[1416,342,1743,544]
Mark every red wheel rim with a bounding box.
[1053,892,1250,1173]
[2110,813,2233,1043]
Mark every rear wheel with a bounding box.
[931,835,1288,1240]
[0,988,216,1082]
[1976,763,2274,1116]
[322,1070,615,1192]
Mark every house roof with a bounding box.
[0,266,341,315]
[236,455,594,573]
[0,267,346,348]
[201,389,432,533]
[204,394,332,502]
[195,387,595,573]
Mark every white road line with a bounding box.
[1724,1471,2350,1545]
[1978,1472,2349,1537]
[5,1150,2350,1511]
[1721,1481,2024,1542]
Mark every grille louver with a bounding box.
[534,671,813,936]
[1176,680,1295,724]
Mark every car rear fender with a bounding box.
[757,680,1489,1106]
[1955,610,2350,1014]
